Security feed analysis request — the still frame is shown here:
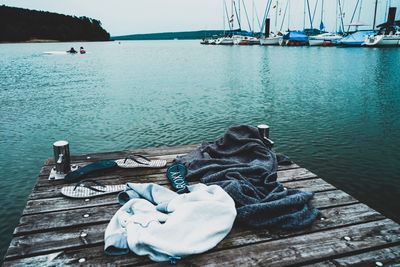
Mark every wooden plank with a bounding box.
[8,244,400,267]
[143,219,400,267]
[311,190,358,209]
[303,245,400,266]
[3,245,150,267]
[283,178,335,192]
[22,177,332,215]
[36,159,300,189]
[29,164,303,200]
[6,224,106,260]
[277,167,317,181]
[212,203,384,250]
[14,190,358,235]
[43,144,200,165]
[8,202,383,260]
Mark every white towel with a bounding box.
[104,183,236,262]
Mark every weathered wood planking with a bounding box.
[5,203,387,262]
[14,190,360,236]
[29,164,303,199]
[143,219,400,267]
[305,245,400,266]
[22,177,333,215]
[4,144,400,266]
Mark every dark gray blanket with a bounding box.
[176,125,319,230]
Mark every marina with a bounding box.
[2,140,400,266]
[201,0,400,47]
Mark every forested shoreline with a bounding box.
[0,5,110,42]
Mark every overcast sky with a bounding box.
[1,0,399,35]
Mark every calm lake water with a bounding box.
[0,40,399,258]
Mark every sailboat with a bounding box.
[231,0,261,45]
[364,7,400,47]
[336,0,374,47]
[259,1,283,45]
[260,18,282,45]
[308,0,342,46]
[279,0,310,46]
[216,0,235,45]
[309,33,343,46]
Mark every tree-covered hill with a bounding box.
[0,5,110,42]
[112,29,251,41]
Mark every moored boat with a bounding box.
[363,7,400,47]
[216,36,234,45]
[260,35,282,45]
[233,35,260,45]
[337,30,374,47]
[364,32,400,47]
[280,31,309,46]
[308,33,343,46]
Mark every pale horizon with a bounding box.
[1,0,400,36]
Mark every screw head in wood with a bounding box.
[80,232,88,237]
[83,214,90,218]
[78,258,86,263]
[343,236,351,241]
[375,262,383,267]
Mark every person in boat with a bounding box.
[79,47,86,54]
[67,47,77,54]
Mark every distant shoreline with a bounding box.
[0,39,113,44]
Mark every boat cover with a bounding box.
[337,30,374,46]
[283,31,308,42]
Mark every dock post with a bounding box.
[53,140,71,174]
[257,124,274,147]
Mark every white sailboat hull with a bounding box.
[364,35,400,47]
[216,37,234,45]
[260,36,282,45]
[308,39,324,46]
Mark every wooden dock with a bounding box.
[3,144,400,266]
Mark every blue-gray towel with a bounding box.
[175,125,319,230]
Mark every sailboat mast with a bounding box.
[233,0,242,30]
[347,0,360,33]
[311,0,319,27]
[372,0,378,30]
[252,0,255,33]
[224,0,233,32]
[280,0,289,31]
[223,0,226,35]
[338,0,345,34]
[275,0,278,31]
[238,0,241,29]
[306,0,313,29]
[335,0,338,33]
[288,0,291,30]
[241,0,252,32]
[321,0,324,22]
[357,0,362,31]
[231,0,234,30]
[303,0,306,29]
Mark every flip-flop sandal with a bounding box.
[166,163,189,194]
[61,179,125,199]
[115,155,167,169]
[64,155,167,183]
[65,160,118,183]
